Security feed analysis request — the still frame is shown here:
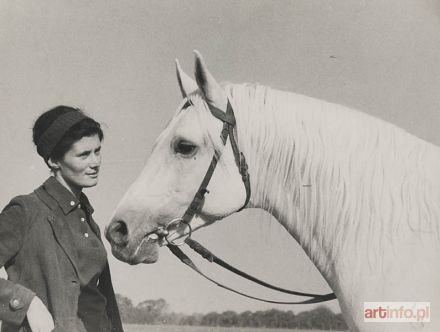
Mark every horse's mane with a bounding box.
[185,83,440,274]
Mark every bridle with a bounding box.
[154,98,250,243]
[152,97,336,305]
[179,98,251,226]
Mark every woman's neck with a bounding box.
[53,173,82,199]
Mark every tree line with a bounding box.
[116,294,347,330]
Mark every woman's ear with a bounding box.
[47,158,60,170]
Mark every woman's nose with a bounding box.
[89,153,101,167]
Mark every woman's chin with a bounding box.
[83,178,99,188]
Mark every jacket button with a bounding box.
[9,298,22,311]
[70,201,75,206]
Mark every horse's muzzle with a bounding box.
[105,218,160,264]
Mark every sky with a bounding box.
[0,0,439,315]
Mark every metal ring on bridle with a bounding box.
[164,218,192,246]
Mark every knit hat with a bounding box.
[36,111,88,159]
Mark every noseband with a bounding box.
[154,98,336,305]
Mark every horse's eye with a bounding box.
[174,140,197,156]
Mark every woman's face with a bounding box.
[52,134,102,191]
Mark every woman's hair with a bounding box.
[33,105,103,164]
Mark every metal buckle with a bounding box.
[164,218,192,246]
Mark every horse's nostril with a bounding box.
[106,220,129,247]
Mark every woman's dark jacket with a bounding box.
[0,177,124,331]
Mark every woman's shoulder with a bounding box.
[4,191,42,214]
[9,179,58,211]
[9,191,41,205]
[2,179,69,220]
[0,189,54,230]
[5,179,56,212]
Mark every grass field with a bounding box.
[124,324,330,332]
[0,322,333,331]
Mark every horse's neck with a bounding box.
[232,86,440,311]
[235,90,383,272]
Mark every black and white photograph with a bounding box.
[0,1,439,331]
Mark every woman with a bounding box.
[0,106,123,332]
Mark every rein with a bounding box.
[169,238,336,304]
[162,98,336,305]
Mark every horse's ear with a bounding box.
[194,50,228,112]
[176,59,198,98]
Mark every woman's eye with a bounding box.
[174,140,197,156]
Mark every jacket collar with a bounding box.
[39,177,94,215]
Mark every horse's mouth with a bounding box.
[107,217,193,264]
[111,235,160,265]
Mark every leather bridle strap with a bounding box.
[168,241,336,304]
[181,100,251,224]
[172,99,335,304]
[185,238,336,300]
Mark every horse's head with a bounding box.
[105,52,248,264]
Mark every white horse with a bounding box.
[105,52,440,332]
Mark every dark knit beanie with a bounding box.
[36,111,88,159]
